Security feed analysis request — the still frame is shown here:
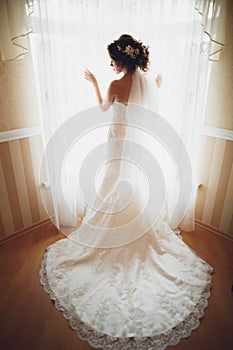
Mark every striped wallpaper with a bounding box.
[0,1,232,244]
[0,134,48,239]
[196,135,233,238]
[0,131,232,241]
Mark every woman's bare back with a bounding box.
[110,72,133,104]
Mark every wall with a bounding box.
[195,0,233,239]
[0,135,48,238]
[196,137,233,237]
[0,51,40,131]
[0,51,48,240]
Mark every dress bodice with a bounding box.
[112,101,127,122]
[109,102,128,140]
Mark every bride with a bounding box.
[40,34,213,349]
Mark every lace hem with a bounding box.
[39,248,213,350]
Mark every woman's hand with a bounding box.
[155,74,163,88]
[84,68,104,106]
[84,69,97,85]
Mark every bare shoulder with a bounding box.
[110,79,120,87]
[109,79,121,92]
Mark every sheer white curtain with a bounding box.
[29,0,218,232]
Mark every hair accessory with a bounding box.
[117,44,139,59]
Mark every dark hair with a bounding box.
[107,34,150,73]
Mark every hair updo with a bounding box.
[107,34,150,73]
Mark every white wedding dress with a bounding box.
[40,69,213,350]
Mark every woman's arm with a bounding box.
[84,69,115,111]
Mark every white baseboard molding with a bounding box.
[195,219,233,242]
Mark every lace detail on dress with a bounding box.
[40,244,213,350]
[93,250,107,272]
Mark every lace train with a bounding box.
[39,234,213,350]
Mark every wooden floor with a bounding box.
[0,223,233,350]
